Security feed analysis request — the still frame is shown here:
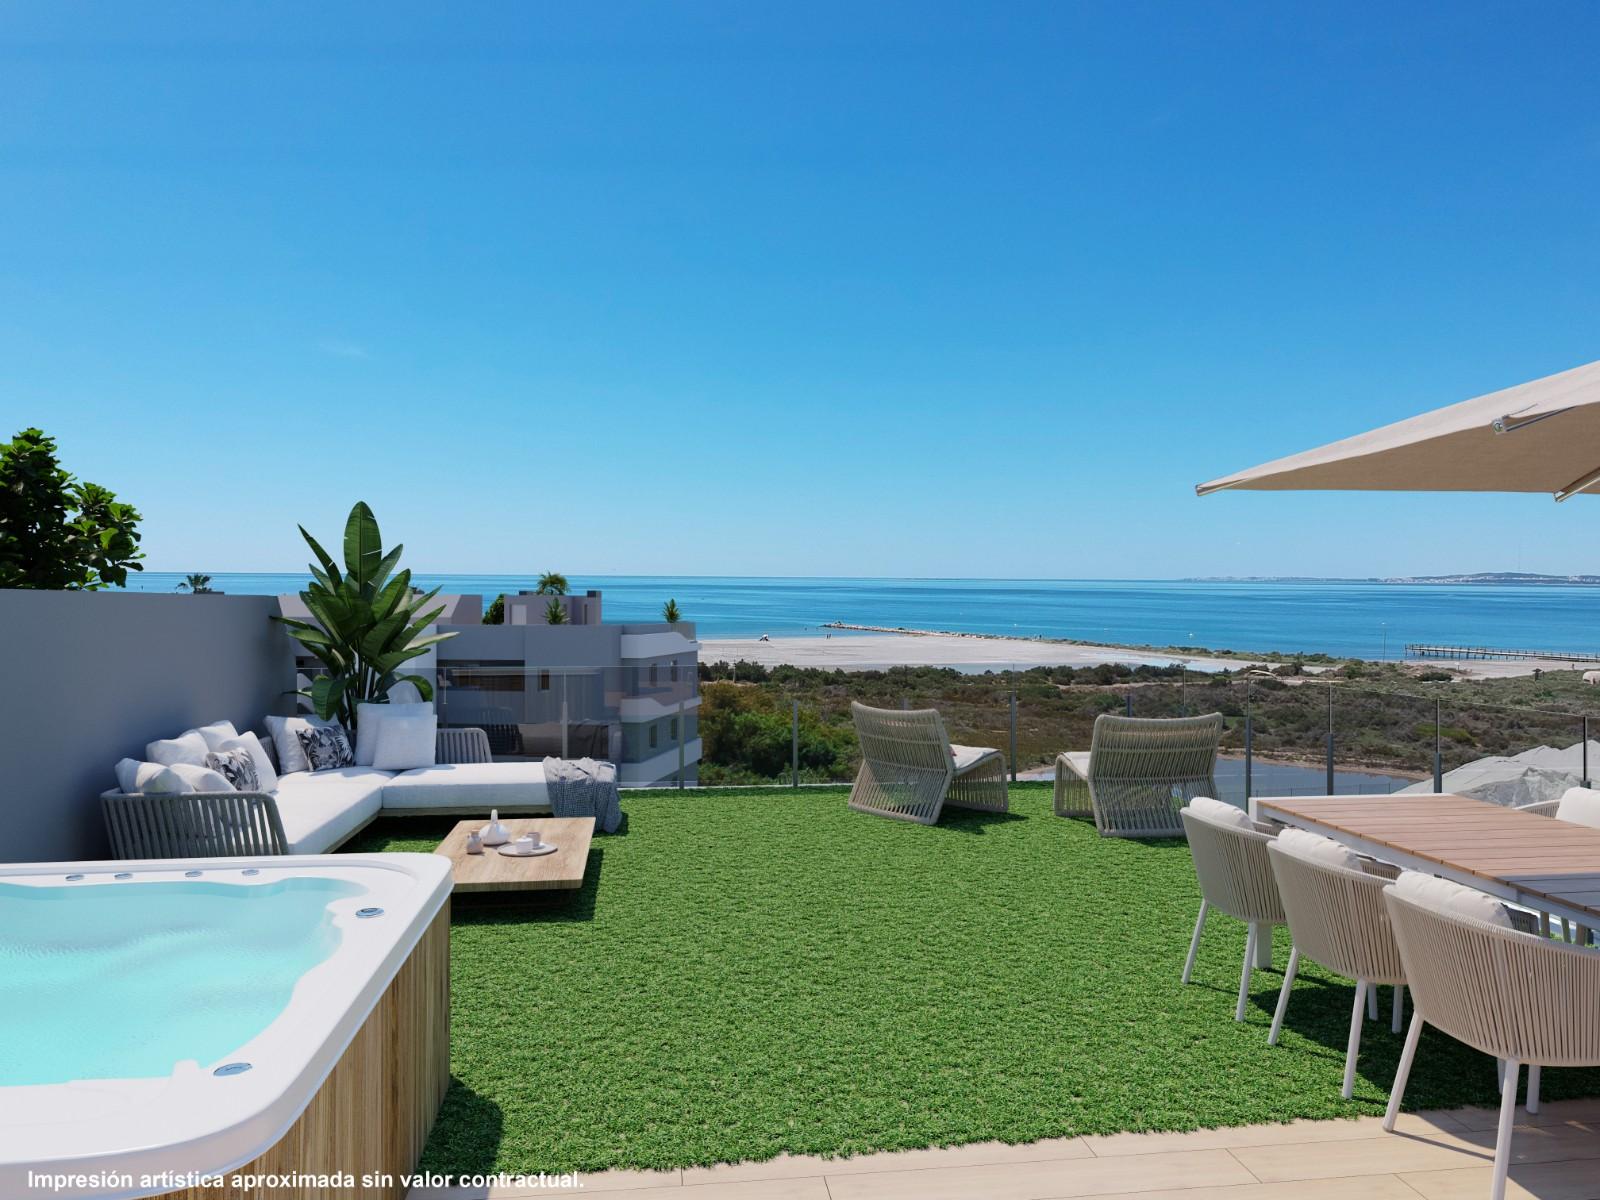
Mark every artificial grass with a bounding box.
[344,783,1600,1174]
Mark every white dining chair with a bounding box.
[1267,830,1406,1099]
[1384,872,1600,1200]
[1179,798,1285,1021]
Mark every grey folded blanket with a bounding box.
[542,756,623,834]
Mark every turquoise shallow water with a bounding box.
[129,573,1600,658]
[0,876,362,1087]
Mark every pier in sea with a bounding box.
[1407,643,1600,663]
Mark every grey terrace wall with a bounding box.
[0,590,297,863]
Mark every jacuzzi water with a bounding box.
[0,876,364,1087]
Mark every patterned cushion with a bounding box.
[295,724,355,772]
[205,747,260,792]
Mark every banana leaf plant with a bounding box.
[274,502,456,727]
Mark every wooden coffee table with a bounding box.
[434,817,596,893]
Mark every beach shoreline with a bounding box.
[700,631,1270,674]
[701,625,1568,678]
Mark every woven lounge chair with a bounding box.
[101,726,495,858]
[848,702,1007,824]
[1055,712,1223,837]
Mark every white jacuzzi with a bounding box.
[0,853,452,1200]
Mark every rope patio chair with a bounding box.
[1054,712,1223,838]
[1510,787,1599,945]
[102,726,496,858]
[1180,800,1286,1022]
[1266,835,1407,1099]
[1383,880,1600,1200]
[847,702,1008,825]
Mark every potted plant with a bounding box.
[275,502,456,726]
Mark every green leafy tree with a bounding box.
[0,427,144,589]
[176,573,213,594]
[275,502,457,726]
[662,598,681,624]
[545,597,569,625]
[483,593,505,624]
[536,572,568,595]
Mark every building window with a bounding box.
[669,717,679,740]
[670,660,679,682]
[649,724,658,749]
[539,671,551,692]
[649,664,658,686]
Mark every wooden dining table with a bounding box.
[1253,793,1600,931]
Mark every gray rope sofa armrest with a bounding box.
[102,790,288,859]
[436,726,492,764]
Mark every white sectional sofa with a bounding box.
[102,724,553,858]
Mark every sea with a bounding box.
[128,574,1600,660]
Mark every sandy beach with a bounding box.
[699,630,1579,677]
[700,632,1253,673]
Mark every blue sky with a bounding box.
[2,2,1598,579]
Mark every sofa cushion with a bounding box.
[372,713,438,771]
[113,759,188,795]
[193,720,241,751]
[1183,796,1254,831]
[1275,827,1363,872]
[950,745,997,773]
[297,724,355,771]
[146,730,210,767]
[218,732,278,794]
[355,701,433,766]
[205,747,260,792]
[167,761,236,793]
[381,761,549,812]
[1556,786,1600,831]
[264,714,341,775]
[270,767,390,854]
[1393,869,1515,930]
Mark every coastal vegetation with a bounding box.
[697,660,1600,786]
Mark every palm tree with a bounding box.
[176,573,213,594]
[544,597,569,625]
[536,572,568,596]
[662,598,681,624]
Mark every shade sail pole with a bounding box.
[1555,464,1600,503]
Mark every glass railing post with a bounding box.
[1244,683,1253,808]
[1585,716,1591,788]
[791,698,799,789]
[1433,699,1444,792]
[678,699,686,791]
[1325,684,1335,794]
[1009,684,1018,783]
[1125,692,1133,717]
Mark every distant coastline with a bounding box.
[1187,572,1600,586]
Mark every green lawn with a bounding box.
[345,783,1600,1174]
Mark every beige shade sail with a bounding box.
[1196,358,1600,501]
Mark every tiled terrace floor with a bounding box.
[410,1097,1600,1200]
